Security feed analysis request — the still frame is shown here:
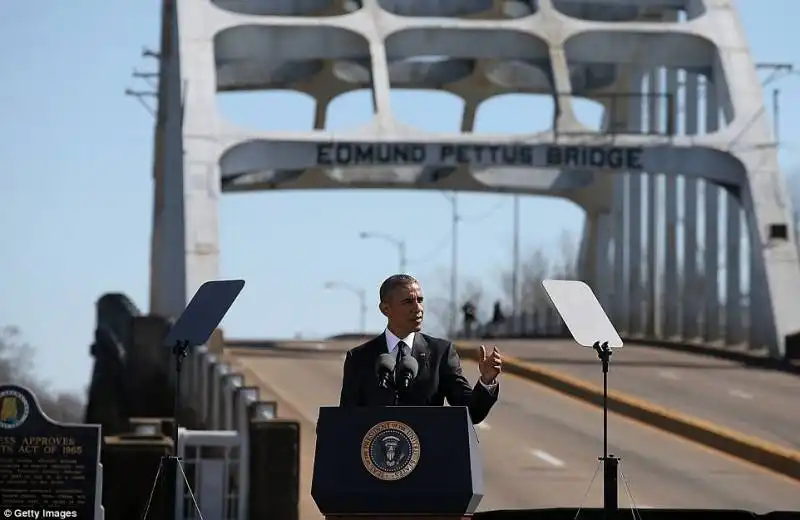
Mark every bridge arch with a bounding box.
[150,0,800,360]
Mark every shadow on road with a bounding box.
[515,357,743,370]
[628,340,800,376]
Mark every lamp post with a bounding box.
[359,232,407,273]
[441,192,460,337]
[324,281,367,332]
[512,195,521,314]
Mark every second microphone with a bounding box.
[376,353,419,392]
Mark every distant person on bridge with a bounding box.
[338,274,503,424]
[486,300,506,338]
[462,300,477,338]
[492,300,505,326]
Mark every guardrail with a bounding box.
[178,343,296,520]
[87,293,299,520]
[86,294,142,433]
[462,308,568,340]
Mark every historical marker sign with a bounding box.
[0,384,101,519]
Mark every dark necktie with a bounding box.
[396,341,409,365]
[395,341,411,405]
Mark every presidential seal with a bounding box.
[0,389,30,429]
[361,420,421,481]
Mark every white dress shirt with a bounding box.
[384,329,498,392]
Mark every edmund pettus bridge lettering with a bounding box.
[315,142,644,171]
[545,145,643,170]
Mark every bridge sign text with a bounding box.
[315,142,644,171]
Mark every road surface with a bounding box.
[461,339,800,450]
[227,343,800,517]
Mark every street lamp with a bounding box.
[441,192,459,337]
[324,281,367,333]
[359,232,408,273]
[512,195,521,314]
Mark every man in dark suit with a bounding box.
[339,274,503,424]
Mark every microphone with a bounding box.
[395,356,419,392]
[376,353,396,389]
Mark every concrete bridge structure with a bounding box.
[85,1,800,519]
[149,0,800,361]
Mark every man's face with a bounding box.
[382,282,424,335]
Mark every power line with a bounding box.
[407,232,452,266]
[459,198,508,222]
[408,197,510,267]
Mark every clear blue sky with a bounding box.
[1,1,799,393]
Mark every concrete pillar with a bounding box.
[682,72,700,340]
[703,77,721,343]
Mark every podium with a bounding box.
[312,406,484,519]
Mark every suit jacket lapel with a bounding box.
[365,334,393,406]
[412,333,431,373]
[374,333,388,355]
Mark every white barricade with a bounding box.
[176,428,243,520]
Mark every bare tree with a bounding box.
[422,268,486,335]
[0,326,33,383]
[518,248,552,313]
[497,230,580,316]
[787,169,800,208]
[0,326,86,423]
[554,229,579,279]
[422,230,580,334]
[789,169,800,242]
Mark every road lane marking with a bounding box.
[476,422,491,430]
[530,449,565,467]
[657,370,679,380]
[457,351,800,486]
[728,388,753,400]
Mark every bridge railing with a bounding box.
[86,294,299,520]
[85,293,141,434]
[459,308,800,365]
[460,307,569,340]
[177,341,295,520]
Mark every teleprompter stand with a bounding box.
[542,280,639,519]
[141,279,245,520]
[142,340,202,520]
[594,340,619,515]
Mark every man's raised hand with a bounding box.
[478,344,502,384]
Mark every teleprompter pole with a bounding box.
[168,340,190,520]
[141,339,202,520]
[593,341,619,517]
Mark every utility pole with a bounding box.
[450,193,459,337]
[125,87,157,116]
[142,47,161,60]
[125,47,161,116]
[324,282,367,333]
[511,195,521,314]
[133,70,159,87]
[756,62,794,144]
[358,232,407,273]
[756,62,800,256]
